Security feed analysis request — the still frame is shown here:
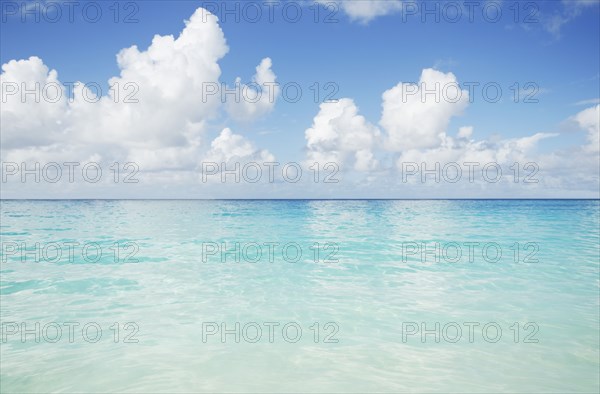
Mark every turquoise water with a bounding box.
[1,200,598,393]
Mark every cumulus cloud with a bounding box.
[395,132,558,174]
[458,126,474,139]
[2,4,598,198]
[204,128,275,164]
[69,7,229,150]
[0,57,68,149]
[303,68,598,196]
[1,8,229,152]
[1,7,276,179]
[572,104,600,153]
[305,98,381,171]
[380,68,470,151]
[226,57,280,122]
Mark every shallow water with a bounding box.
[1,200,598,393]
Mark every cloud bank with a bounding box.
[1,7,598,198]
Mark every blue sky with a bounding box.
[1,0,599,198]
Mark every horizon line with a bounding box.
[1,198,599,201]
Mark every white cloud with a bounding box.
[226,57,279,122]
[1,4,598,198]
[71,7,229,149]
[573,98,600,106]
[303,69,599,196]
[573,104,600,153]
[305,98,381,171]
[544,0,599,38]
[125,145,201,172]
[458,126,474,139]
[380,68,469,151]
[205,128,274,164]
[324,0,402,24]
[1,7,230,152]
[1,7,277,178]
[0,57,68,149]
[396,131,558,172]
[562,0,599,10]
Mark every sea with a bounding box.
[1,199,598,392]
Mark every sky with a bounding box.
[0,0,599,198]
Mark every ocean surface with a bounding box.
[0,200,599,393]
